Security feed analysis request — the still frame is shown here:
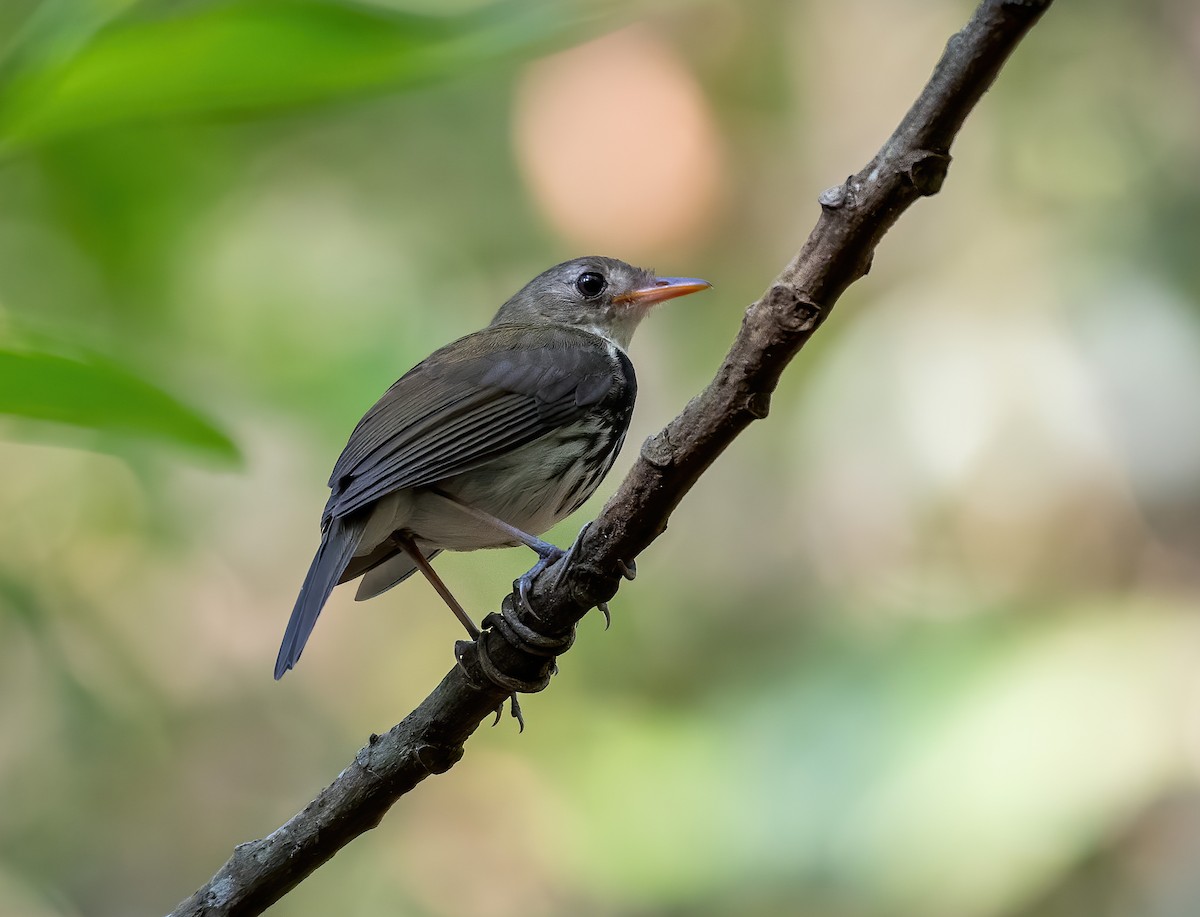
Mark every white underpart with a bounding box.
[354,424,613,556]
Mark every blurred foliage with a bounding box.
[0,0,582,147]
[1,1,1199,917]
[0,344,238,460]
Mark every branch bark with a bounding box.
[169,2,1055,913]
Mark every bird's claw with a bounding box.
[492,694,525,732]
[458,638,530,733]
[596,601,611,630]
[617,558,636,581]
[517,569,535,617]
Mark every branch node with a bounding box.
[415,742,463,775]
[764,284,822,333]
[901,150,951,196]
[818,180,851,210]
[640,430,675,468]
[745,392,771,419]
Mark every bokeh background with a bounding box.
[2,0,1199,915]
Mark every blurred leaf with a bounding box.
[0,347,239,461]
[0,0,583,148]
[0,0,143,76]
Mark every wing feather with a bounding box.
[322,324,622,523]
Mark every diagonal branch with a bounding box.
[169,2,1055,914]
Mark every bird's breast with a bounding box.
[406,409,630,551]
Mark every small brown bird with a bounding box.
[275,256,710,678]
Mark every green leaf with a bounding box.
[0,347,240,462]
[0,0,580,148]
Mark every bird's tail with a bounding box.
[274,517,366,679]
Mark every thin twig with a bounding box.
[168,2,1055,913]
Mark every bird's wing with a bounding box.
[322,324,629,523]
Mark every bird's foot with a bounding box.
[523,538,566,579]
[512,540,566,623]
[515,523,634,630]
[483,608,574,661]
[454,608,569,734]
[453,638,536,734]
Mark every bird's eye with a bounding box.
[575,271,607,298]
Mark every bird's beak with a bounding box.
[613,276,712,307]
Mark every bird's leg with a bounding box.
[429,488,565,563]
[393,533,479,640]
[430,488,569,627]
[428,487,569,607]
[393,533,521,726]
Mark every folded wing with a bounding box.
[322,323,623,523]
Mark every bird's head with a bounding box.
[490,256,710,350]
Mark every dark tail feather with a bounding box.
[274,517,366,679]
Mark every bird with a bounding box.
[274,256,710,679]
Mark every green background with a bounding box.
[2,1,1199,915]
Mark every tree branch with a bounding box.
[169,2,1055,913]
